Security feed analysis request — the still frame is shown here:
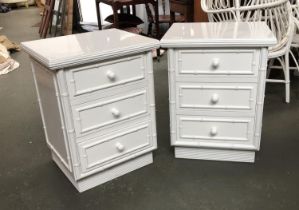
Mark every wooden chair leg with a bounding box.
[170,11,175,25]
[148,22,152,36]
[95,0,102,30]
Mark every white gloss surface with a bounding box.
[160,22,277,48]
[21,29,159,69]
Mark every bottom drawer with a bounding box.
[176,115,256,148]
[77,123,155,176]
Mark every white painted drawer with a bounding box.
[177,49,259,76]
[177,83,257,111]
[72,90,148,137]
[77,123,154,175]
[176,116,255,147]
[66,55,145,98]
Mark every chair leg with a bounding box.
[289,49,299,74]
[147,22,152,37]
[284,53,290,103]
[170,11,175,26]
[267,59,274,78]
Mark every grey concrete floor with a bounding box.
[1,7,299,210]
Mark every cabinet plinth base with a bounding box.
[52,152,153,192]
[174,147,255,163]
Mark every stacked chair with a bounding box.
[289,0,299,75]
[201,0,296,103]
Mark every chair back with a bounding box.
[291,0,299,29]
[201,0,293,52]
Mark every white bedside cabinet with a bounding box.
[161,22,276,163]
[22,29,159,192]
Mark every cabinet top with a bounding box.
[160,22,277,48]
[21,29,159,70]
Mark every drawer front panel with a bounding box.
[177,83,257,111]
[178,49,259,76]
[73,90,148,137]
[78,124,153,174]
[68,55,145,97]
[177,116,254,145]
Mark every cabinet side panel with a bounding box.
[168,49,177,145]
[31,60,70,169]
[253,48,269,150]
[145,52,157,149]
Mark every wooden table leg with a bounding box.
[153,0,160,39]
[170,10,175,25]
[112,6,119,28]
[153,0,160,58]
[194,0,208,22]
[95,0,102,30]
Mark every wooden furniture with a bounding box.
[0,0,29,8]
[170,0,194,23]
[95,0,160,39]
[52,0,67,36]
[39,0,55,38]
[161,22,276,163]
[193,0,208,22]
[21,29,159,192]
[64,0,73,35]
[145,1,184,38]
[39,0,74,37]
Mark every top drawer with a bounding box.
[66,55,146,98]
[177,49,260,76]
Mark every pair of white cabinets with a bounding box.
[22,22,276,192]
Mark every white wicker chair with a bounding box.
[289,0,299,75]
[201,0,295,103]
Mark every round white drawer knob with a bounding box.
[211,58,220,69]
[210,127,218,136]
[111,108,121,118]
[211,93,219,104]
[115,142,125,152]
[106,70,116,81]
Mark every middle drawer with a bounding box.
[176,82,257,112]
[72,89,148,138]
